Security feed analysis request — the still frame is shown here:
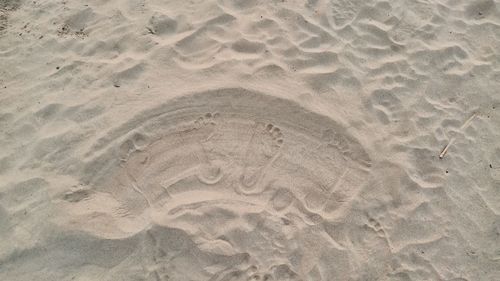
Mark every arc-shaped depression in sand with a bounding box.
[88,89,371,219]
[70,89,373,279]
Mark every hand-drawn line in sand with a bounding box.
[439,112,477,159]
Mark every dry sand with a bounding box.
[1,0,500,280]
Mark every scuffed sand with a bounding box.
[1,0,500,280]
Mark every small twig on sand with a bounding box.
[460,112,477,130]
[439,112,477,159]
[439,138,455,159]
[146,27,155,34]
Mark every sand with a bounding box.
[1,0,500,280]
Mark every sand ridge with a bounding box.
[1,0,500,280]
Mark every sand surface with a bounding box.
[1,0,500,280]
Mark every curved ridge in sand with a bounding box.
[81,88,370,228]
[55,88,372,279]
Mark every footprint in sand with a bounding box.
[238,122,283,193]
[193,112,224,185]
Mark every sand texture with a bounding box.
[1,0,500,280]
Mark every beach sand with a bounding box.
[1,0,499,280]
